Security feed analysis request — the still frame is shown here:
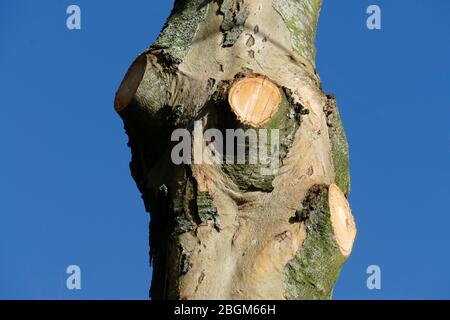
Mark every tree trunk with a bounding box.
[115,0,356,300]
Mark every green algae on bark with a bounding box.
[273,0,322,67]
[285,185,347,300]
[325,95,350,195]
[153,0,209,63]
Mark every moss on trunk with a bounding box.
[285,185,347,299]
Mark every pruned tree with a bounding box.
[115,0,356,300]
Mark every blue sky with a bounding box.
[0,0,449,299]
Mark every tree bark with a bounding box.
[115,0,356,300]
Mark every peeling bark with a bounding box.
[115,0,356,300]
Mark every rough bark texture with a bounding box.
[115,0,355,300]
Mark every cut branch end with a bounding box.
[228,76,281,127]
[329,184,356,257]
[114,54,147,112]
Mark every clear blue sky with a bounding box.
[0,0,449,300]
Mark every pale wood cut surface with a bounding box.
[228,76,282,127]
[329,184,357,257]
